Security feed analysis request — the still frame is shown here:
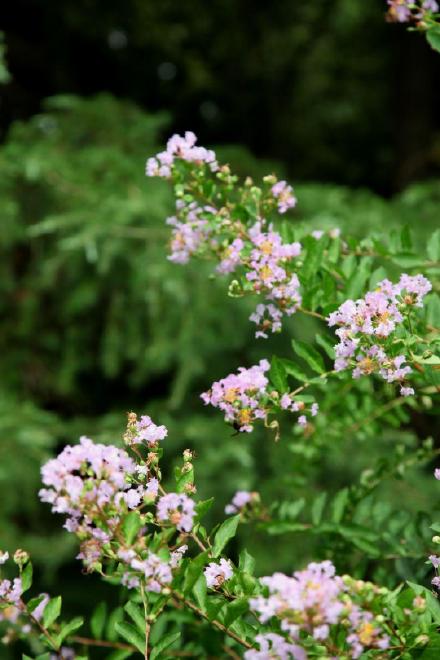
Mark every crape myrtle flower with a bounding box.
[386,0,413,22]
[271,180,297,214]
[328,274,431,395]
[147,134,304,339]
[38,435,157,566]
[156,492,195,532]
[204,558,233,588]
[202,361,318,434]
[166,202,218,264]
[0,578,22,606]
[435,468,440,480]
[133,414,168,446]
[244,633,306,660]
[201,360,271,432]
[249,561,389,658]
[146,131,218,178]
[280,394,319,429]
[225,490,258,515]
[246,222,302,337]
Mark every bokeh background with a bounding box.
[1,1,440,656]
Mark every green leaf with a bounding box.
[124,601,145,633]
[150,632,181,660]
[223,598,249,627]
[345,258,371,299]
[183,551,209,594]
[122,511,142,545]
[281,358,308,383]
[302,235,327,281]
[238,549,255,574]
[106,607,124,642]
[311,492,327,525]
[426,26,440,54]
[195,498,214,520]
[315,334,335,360]
[106,651,133,660]
[193,573,207,612]
[56,616,84,645]
[212,515,240,557]
[331,488,350,524]
[21,562,33,593]
[292,340,325,374]
[27,594,45,613]
[269,355,288,392]
[43,596,62,628]
[90,601,107,639]
[427,229,440,262]
[115,621,145,654]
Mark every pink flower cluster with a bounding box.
[225,490,257,515]
[204,558,233,588]
[280,394,319,428]
[244,633,306,660]
[328,274,431,395]
[271,181,297,214]
[156,493,195,532]
[249,561,389,658]
[146,132,218,178]
[166,202,218,264]
[201,360,271,432]
[387,0,438,23]
[217,221,303,337]
[147,133,304,338]
[118,549,183,593]
[0,577,22,607]
[133,415,168,446]
[246,223,302,338]
[39,436,157,565]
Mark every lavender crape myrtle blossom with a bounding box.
[202,359,320,434]
[146,131,218,178]
[249,561,390,659]
[39,415,189,592]
[328,274,432,396]
[225,490,256,515]
[201,359,272,432]
[387,0,439,22]
[204,558,233,588]
[156,492,195,532]
[271,180,297,214]
[146,133,306,338]
[244,633,306,660]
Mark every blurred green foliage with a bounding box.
[0,95,439,657]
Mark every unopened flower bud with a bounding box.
[415,634,430,646]
[183,449,193,462]
[413,596,426,611]
[13,549,29,567]
[432,536,440,544]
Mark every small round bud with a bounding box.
[432,536,440,544]
[413,596,426,611]
[183,449,193,462]
[13,549,30,567]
